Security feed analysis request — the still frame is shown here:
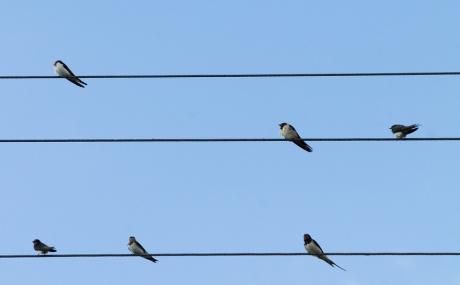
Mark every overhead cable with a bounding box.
[2,71,460,80]
[1,252,459,259]
[0,138,456,143]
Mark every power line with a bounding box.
[2,71,460,80]
[1,252,459,259]
[0,138,456,143]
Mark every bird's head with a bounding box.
[279,122,287,129]
[128,236,136,244]
[32,239,40,245]
[303,234,312,243]
[53,60,63,66]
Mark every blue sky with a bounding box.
[1,1,459,284]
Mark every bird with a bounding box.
[279,122,313,152]
[33,239,57,255]
[389,124,419,139]
[53,60,87,88]
[304,234,345,271]
[128,236,158,263]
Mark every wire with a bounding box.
[1,252,459,259]
[0,138,457,143]
[2,71,460,80]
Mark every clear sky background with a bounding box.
[0,1,459,284]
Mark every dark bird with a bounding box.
[54,60,87,88]
[390,124,419,139]
[33,239,57,255]
[128,236,158,263]
[279,123,313,152]
[304,234,345,271]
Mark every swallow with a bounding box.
[128,236,158,263]
[279,123,312,152]
[53,60,87,88]
[304,234,345,271]
[390,124,419,139]
[33,239,57,255]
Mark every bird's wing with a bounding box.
[406,124,419,131]
[134,241,148,254]
[293,140,313,152]
[62,64,86,86]
[289,126,302,138]
[61,62,78,77]
[311,239,325,254]
[283,128,301,140]
[67,78,86,88]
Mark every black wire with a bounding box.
[1,252,459,259]
[0,138,456,143]
[0,137,455,142]
[1,71,460,80]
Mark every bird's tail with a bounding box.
[79,79,88,86]
[294,140,313,152]
[49,247,57,252]
[69,80,86,88]
[332,262,346,271]
[404,124,419,134]
[144,255,158,263]
[321,255,346,271]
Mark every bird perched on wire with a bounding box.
[279,123,313,152]
[128,236,158,263]
[389,124,419,139]
[53,60,87,88]
[33,239,57,255]
[304,234,345,271]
